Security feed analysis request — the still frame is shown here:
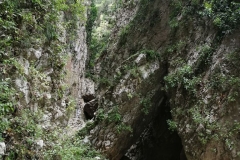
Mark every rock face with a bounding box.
[87,0,240,159]
[0,1,95,159]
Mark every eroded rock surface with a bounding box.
[88,0,240,159]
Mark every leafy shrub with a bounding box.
[140,95,152,115]
[204,0,240,34]
[44,136,104,160]
[140,49,159,60]
[167,119,178,131]
[0,79,15,116]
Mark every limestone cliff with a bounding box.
[0,0,101,159]
[86,0,240,160]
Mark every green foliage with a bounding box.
[88,37,107,69]
[127,93,133,100]
[118,24,131,46]
[164,40,187,59]
[165,0,240,151]
[99,77,112,86]
[169,17,179,29]
[130,67,140,79]
[122,62,137,75]
[188,106,205,125]
[107,106,122,123]
[56,140,102,160]
[95,108,106,121]
[2,109,44,159]
[209,73,240,102]
[194,44,213,74]
[140,95,152,115]
[209,0,240,34]
[227,49,240,67]
[106,106,133,134]
[66,97,77,117]
[86,0,98,44]
[86,0,114,79]
[59,121,105,160]
[170,0,182,19]
[168,0,182,30]
[0,78,15,141]
[140,49,159,60]
[0,79,15,116]
[2,58,25,75]
[0,0,85,50]
[94,105,133,134]
[78,121,96,137]
[117,123,133,133]
[44,134,104,160]
[167,119,178,132]
[44,23,58,41]
[13,110,43,138]
[164,64,200,94]
[169,0,240,37]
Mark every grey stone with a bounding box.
[54,109,64,120]
[35,140,44,149]
[104,140,111,147]
[134,53,146,66]
[28,48,42,60]
[0,142,6,155]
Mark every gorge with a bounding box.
[0,0,240,160]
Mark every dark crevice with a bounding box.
[83,99,98,120]
[84,111,93,120]
[121,98,186,160]
[82,94,95,103]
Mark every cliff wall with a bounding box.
[88,0,240,159]
[0,1,101,159]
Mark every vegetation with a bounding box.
[167,119,178,132]
[86,0,98,45]
[86,0,115,79]
[95,104,133,134]
[164,1,240,152]
[118,24,130,46]
[44,131,104,160]
[208,0,240,34]
[169,0,240,37]
[140,49,159,61]
[164,64,200,94]
[140,95,152,115]
[164,0,240,140]
[0,79,15,142]
[0,80,15,117]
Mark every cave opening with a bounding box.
[121,98,187,160]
